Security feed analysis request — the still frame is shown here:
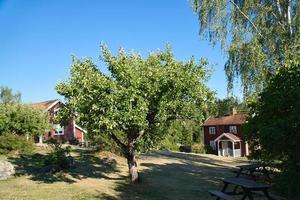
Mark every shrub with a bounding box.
[0,133,34,155]
[159,137,179,151]
[191,143,206,154]
[204,145,217,154]
[69,138,79,145]
[243,61,300,197]
[0,103,50,137]
[179,145,192,152]
[42,139,74,171]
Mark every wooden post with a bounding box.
[217,140,220,156]
[232,141,235,157]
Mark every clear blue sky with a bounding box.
[0,0,240,103]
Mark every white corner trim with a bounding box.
[46,100,60,111]
[75,124,87,133]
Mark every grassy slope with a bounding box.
[0,147,248,200]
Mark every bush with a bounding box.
[0,103,50,137]
[179,145,192,153]
[159,137,179,151]
[191,143,206,154]
[42,139,74,171]
[243,61,300,198]
[204,145,217,154]
[0,133,34,155]
[69,138,79,145]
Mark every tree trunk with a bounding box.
[127,143,139,183]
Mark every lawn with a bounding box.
[0,146,248,200]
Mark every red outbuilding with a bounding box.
[31,99,85,144]
[202,111,250,157]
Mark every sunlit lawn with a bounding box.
[0,146,249,200]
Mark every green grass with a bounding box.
[0,146,250,200]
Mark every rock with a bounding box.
[179,145,192,153]
[0,160,15,180]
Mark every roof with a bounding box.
[214,133,241,142]
[31,99,59,110]
[203,113,247,126]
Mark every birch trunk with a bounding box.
[287,0,293,35]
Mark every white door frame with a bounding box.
[222,141,228,156]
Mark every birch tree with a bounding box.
[191,0,300,98]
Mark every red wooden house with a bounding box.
[202,112,249,157]
[31,99,86,144]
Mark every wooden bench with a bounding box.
[222,177,273,199]
[209,190,236,200]
[251,191,287,200]
[231,169,251,176]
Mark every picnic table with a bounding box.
[209,177,272,200]
[234,163,273,183]
[234,163,261,178]
[209,164,286,200]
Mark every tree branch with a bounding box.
[109,132,127,154]
[229,0,263,38]
[132,129,145,145]
[271,11,285,29]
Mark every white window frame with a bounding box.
[53,124,64,135]
[209,141,216,150]
[54,108,60,113]
[209,126,216,134]
[229,125,237,134]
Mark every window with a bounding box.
[229,125,237,134]
[209,127,216,134]
[209,141,216,150]
[54,124,64,135]
[54,108,60,114]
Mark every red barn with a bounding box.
[202,112,250,157]
[31,99,85,144]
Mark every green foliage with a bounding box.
[89,133,123,155]
[56,44,214,161]
[0,133,34,155]
[43,138,72,168]
[191,143,206,154]
[0,86,21,104]
[204,145,217,155]
[191,0,300,97]
[158,119,202,151]
[243,61,300,198]
[159,137,180,151]
[0,103,50,136]
[213,96,248,116]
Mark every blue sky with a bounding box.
[0,0,240,103]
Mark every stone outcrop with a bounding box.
[0,160,15,180]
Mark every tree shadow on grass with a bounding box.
[152,150,249,168]
[96,153,240,200]
[8,148,123,184]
